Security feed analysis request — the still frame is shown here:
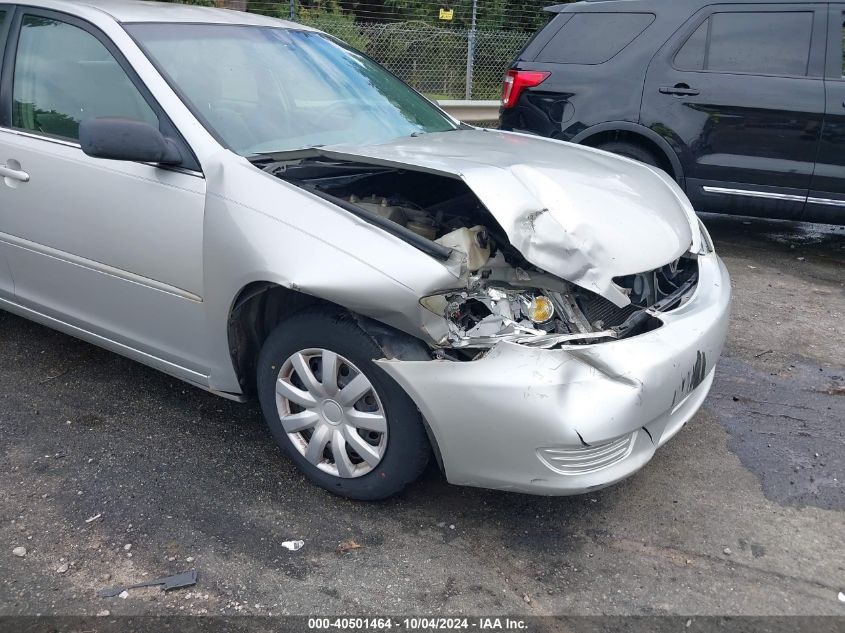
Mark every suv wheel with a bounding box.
[256,310,431,500]
[595,141,660,169]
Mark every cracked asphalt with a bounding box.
[0,214,843,616]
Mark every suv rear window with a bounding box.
[674,12,813,76]
[536,13,654,65]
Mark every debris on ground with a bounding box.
[96,610,110,617]
[84,513,102,524]
[56,563,69,574]
[336,539,363,554]
[839,591,845,603]
[723,547,732,556]
[523,594,531,604]
[98,570,197,598]
[12,547,26,557]
[281,540,304,551]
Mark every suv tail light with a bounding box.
[501,69,550,109]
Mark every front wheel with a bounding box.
[256,310,431,500]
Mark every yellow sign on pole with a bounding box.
[439,8,454,20]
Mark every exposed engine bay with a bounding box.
[257,156,699,350]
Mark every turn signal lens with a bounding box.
[527,296,554,324]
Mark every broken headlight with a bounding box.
[421,286,571,347]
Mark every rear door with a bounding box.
[806,5,845,223]
[641,3,827,218]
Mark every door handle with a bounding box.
[659,84,700,96]
[0,163,30,183]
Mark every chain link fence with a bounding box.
[299,17,531,99]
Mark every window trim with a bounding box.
[824,5,845,80]
[0,6,11,70]
[668,4,827,80]
[0,6,201,172]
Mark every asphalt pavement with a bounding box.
[0,214,843,616]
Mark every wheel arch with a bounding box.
[227,282,334,398]
[570,122,685,186]
[227,281,446,472]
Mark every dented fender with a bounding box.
[196,152,463,392]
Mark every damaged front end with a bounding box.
[255,150,701,352]
[248,131,729,495]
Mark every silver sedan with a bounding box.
[0,0,730,499]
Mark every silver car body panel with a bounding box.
[318,130,699,307]
[0,0,731,495]
[377,254,730,494]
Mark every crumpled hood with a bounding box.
[319,129,698,307]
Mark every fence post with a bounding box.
[464,0,477,99]
[289,0,295,21]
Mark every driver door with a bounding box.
[0,8,209,379]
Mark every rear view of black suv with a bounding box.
[500,0,845,224]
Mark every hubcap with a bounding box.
[275,348,388,478]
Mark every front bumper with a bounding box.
[376,252,731,495]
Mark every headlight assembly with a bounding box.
[421,286,616,349]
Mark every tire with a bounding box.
[594,141,661,169]
[256,309,431,500]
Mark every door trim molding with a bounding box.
[807,196,845,208]
[0,231,203,302]
[703,185,845,208]
[702,186,806,202]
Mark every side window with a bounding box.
[673,20,707,71]
[536,13,655,65]
[675,12,814,77]
[12,14,158,141]
[841,13,844,76]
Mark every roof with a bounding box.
[42,0,303,26]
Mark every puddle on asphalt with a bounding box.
[708,356,844,511]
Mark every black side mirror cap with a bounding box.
[79,117,182,165]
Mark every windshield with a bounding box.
[126,24,457,156]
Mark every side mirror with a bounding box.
[79,117,182,165]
